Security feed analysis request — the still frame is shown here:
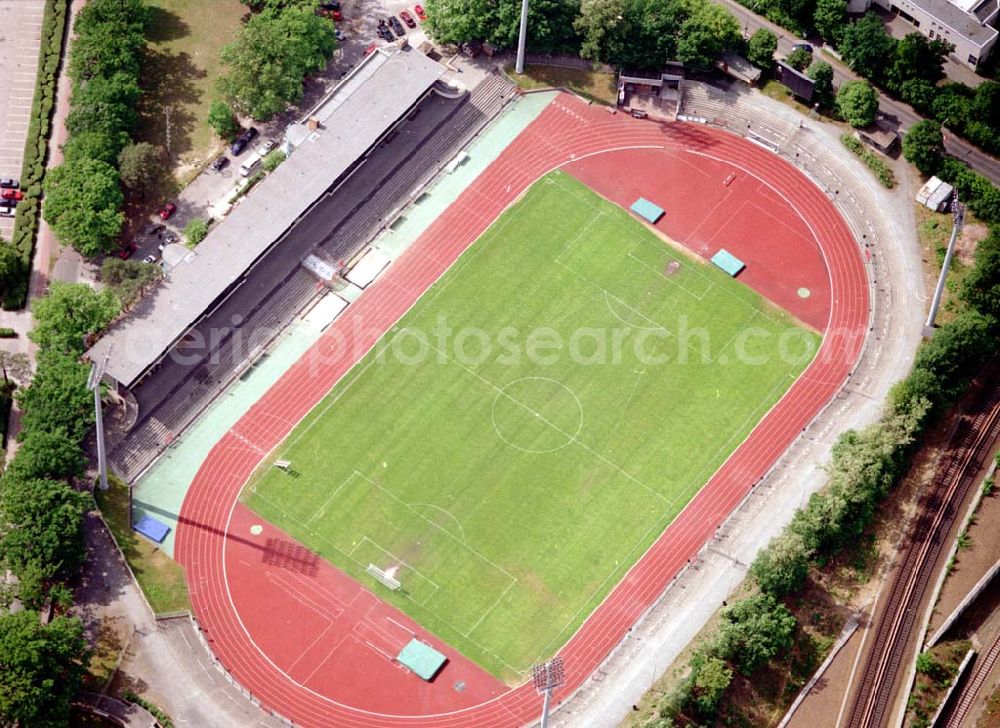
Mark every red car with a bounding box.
[159,203,177,220]
[400,10,416,27]
[0,189,23,201]
[414,4,427,21]
[117,242,138,260]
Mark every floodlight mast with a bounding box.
[515,0,530,74]
[923,195,965,336]
[532,656,565,728]
[87,351,111,492]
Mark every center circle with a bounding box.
[491,377,583,453]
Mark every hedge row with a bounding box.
[841,134,895,189]
[4,0,69,309]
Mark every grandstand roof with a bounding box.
[87,45,445,387]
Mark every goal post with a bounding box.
[366,563,401,591]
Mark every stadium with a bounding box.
[91,50,869,727]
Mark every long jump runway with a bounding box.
[176,94,869,726]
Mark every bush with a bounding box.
[0,328,16,339]
[262,149,285,172]
[836,80,879,128]
[7,0,68,308]
[841,134,896,188]
[183,218,209,247]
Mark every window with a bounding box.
[969,55,979,64]
[929,29,935,38]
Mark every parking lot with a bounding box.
[0,0,45,239]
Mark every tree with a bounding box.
[8,429,87,481]
[0,610,88,727]
[118,142,165,197]
[750,531,812,596]
[0,475,90,586]
[689,652,733,718]
[899,78,939,114]
[807,61,835,109]
[68,0,149,82]
[813,0,846,44]
[972,80,1000,129]
[65,71,141,139]
[746,28,777,70]
[183,218,209,246]
[29,281,121,355]
[427,0,580,54]
[785,46,812,72]
[675,3,741,68]
[207,99,241,140]
[218,4,336,120]
[836,80,879,127]
[886,33,950,93]
[43,159,125,257]
[902,120,945,176]
[0,244,25,305]
[576,0,685,69]
[960,228,1000,320]
[716,594,797,675]
[101,258,161,309]
[15,351,94,442]
[839,13,896,82]
[62,129,127,166]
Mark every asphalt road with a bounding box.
[714,0,1000,186]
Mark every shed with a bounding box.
[774,61,815,102]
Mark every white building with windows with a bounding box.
[849,0,999,70]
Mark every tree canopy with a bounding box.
[785,46,812,72]
[42,159,125,257]
[0,475,90,588]
[902,120,945,176]
[426,0,581,53]
[715,593,797,675]
[839,13,897,81]
[207,99,240,140]
[218,4,336,120]
[746,28,777,70]
[836,79,879,128]
[7,429,87,481]
[101,258,161,309]
[807,61,834,109]
[15,351,95,443]
[0,610,88,727]
[28,281,121,356]
[118,142,165,196]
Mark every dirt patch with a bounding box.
[956,222,990,267]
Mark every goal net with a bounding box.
[366,564,401,591]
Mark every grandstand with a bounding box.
[89,50,516,482]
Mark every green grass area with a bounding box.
[244,172,818,682]
[507,64,618,105]
[95,477,191,615]
[138,0,246,180]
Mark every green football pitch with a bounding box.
[244,171,819,682]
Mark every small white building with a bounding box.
[916,176,955,211]
[852,0,999,70]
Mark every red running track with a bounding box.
[176,93,869,726]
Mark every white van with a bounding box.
[239,152,262,177]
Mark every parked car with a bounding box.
[389,15,405,36]
[320,1,340,9]
[158,202,177,220]
[230,137,248,155]
[414,4,427,21]
[256,139,276,157]
[0,208,14,218]
[0,178,18,189]
[211,155,230,171]
[321,8,343,20]
[335,28,346,41]
[1,189,24,201]
[239,126,258,143]
[792,43,813,54]
[144,254,159,264]
[376,19,394,41]
[117,242,138,260]
[400,10,416,27]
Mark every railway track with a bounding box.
[943,631,1000,727]
[845,375,1000,728]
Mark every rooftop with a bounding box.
[87,45,445,387]
[912,0,1000,47]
